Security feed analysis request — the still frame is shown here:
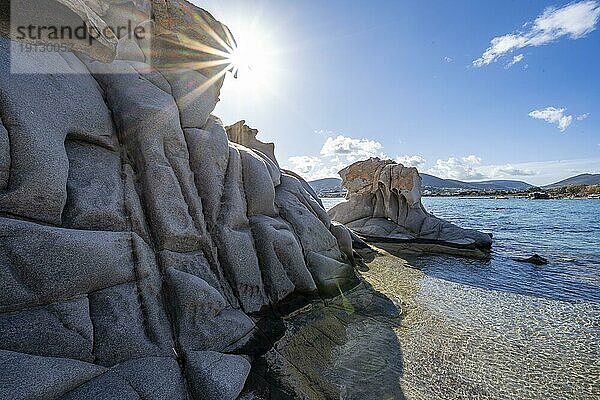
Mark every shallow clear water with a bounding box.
[322,196,600,399]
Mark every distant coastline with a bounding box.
[315,184,600,199]
[310,173,600,200]
[422,184,600,199]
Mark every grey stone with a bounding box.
[0,0,117,62]
[89,282,169,367]
[238,145,278,217]
[276,174,342,261]
[306,251,358,298]
[183,119,229,230]
[185,351,251,400]
[128,61,173,94]
[84,59,204,252]
[0,118,8,189]
[283,168,324,207]
[0,38,115,224]
[330,222,355,263]
[149,4,234,79]
[122,163,152,244]
[101,1,152,37]
[60,371,141,400]
[0,218,135,313]
[162,69,222,129]
[250,215,317,301]
[0,297,94,362]
[166,267,228,319]
[130,235,175,347]
[0,350,107,400]
[159,249,235,307]
[63,140,127,231]
[116,37,146,62]
[111,357,187,400]
[215,146,268,313]
[0,2,366,397]
[166,267,256,352]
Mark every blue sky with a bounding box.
[198,0,600,185]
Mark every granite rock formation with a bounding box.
[329,158,493,257]
[0,1,357,398]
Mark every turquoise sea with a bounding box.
[323,197,600,302]
[322,196,600,398]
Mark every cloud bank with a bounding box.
[285,134,387,180]
[395,155,427,168]
[320,135,383,160]
[427,155,485,180]
[283,134,600,186]
[474,0,600,67]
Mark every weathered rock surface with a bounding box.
[329,158,493,257]
[227,120,279,166]
[242,281,404,400]
[0,1,357,398]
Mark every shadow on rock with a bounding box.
[240,281,405,399]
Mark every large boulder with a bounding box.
[0,1,357,398]
[329,158,493,257]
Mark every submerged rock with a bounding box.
[0,1,357,398]
[513,254,549,265]
[241,282,404,399]
[329,158,493,257]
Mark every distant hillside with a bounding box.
[420,173,533,191]
[544,173,600,189]
[309,174,533,193]
[308,178,343,194]
[420,174,472,190]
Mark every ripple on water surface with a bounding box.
[322,197,600,398]
[363,253,600,400]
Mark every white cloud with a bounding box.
[284,156,347,181]
[285,133,387,181]
[462,155,482,164]
[395,155,427,168]
[320,135,384,160]
[286,156,321,174]
[287,133,600,186]
[444,56,453,63]
[576,112,590,120]
[474,0,600,67]
[528,107,573,131]
[505,53,524,68]
[488,164,538,178]
[427,155,486,180]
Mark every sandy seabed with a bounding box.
[253,247,598,399]
[361,249,600,400]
